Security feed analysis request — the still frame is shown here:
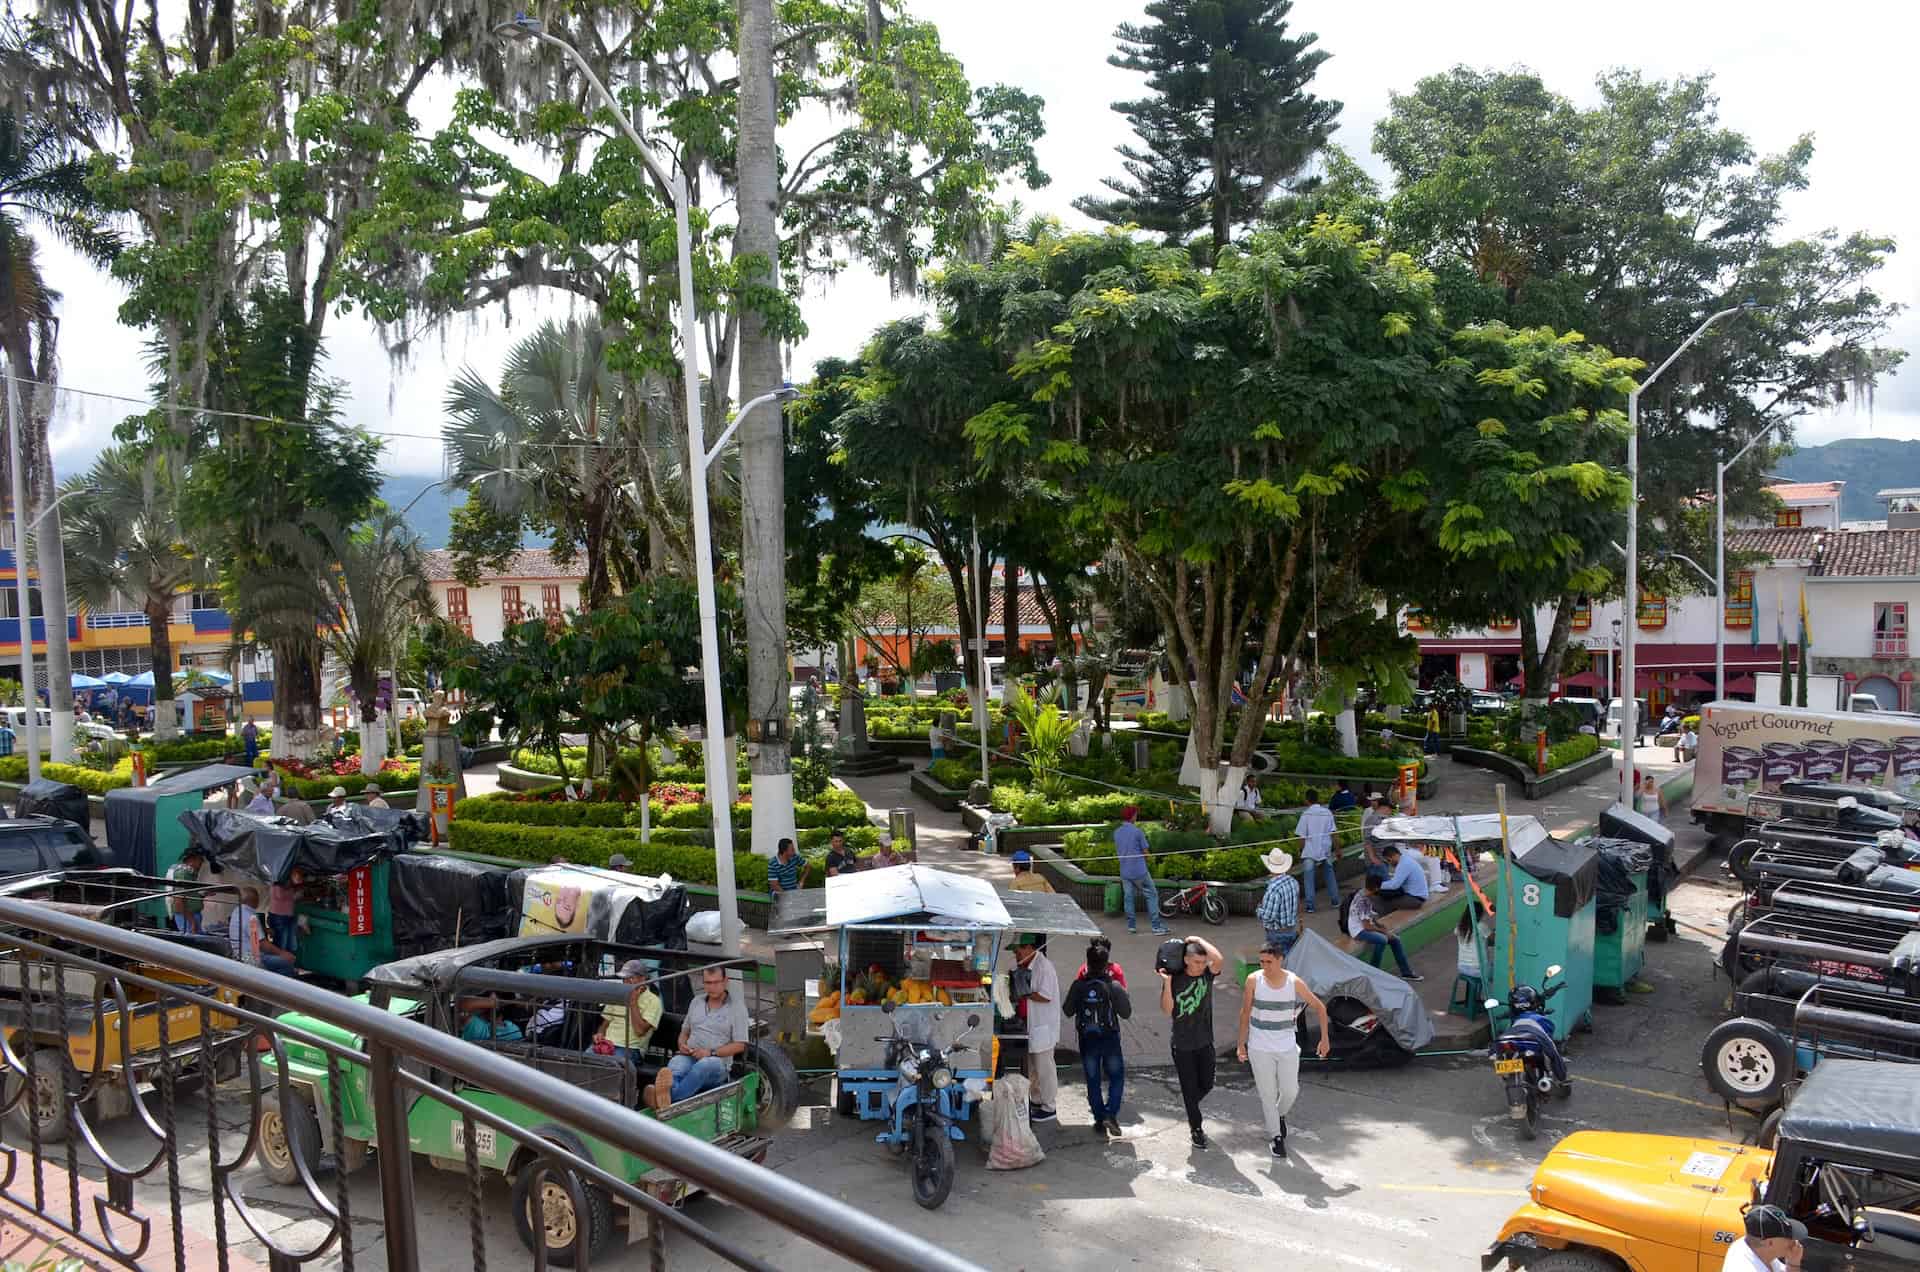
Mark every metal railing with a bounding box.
[84,612,150,630]
[0,898,986,1272]
[1874,634,1908,658]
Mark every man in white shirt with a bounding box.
[1294,790,1339,913]
[1721,1204,1804,1272]
[1011,935,1062,1123]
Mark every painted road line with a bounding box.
[1578,1074,1757,1116]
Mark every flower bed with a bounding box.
[268,758,419,799]
[453,785,870,835]
[445,818,885,881]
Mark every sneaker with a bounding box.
[1104,1121,1122,1141]
[1091,1118,1108,1136]
[1030,1104,1057,1123]
[1150,925,1169,935]
[1126,924,1137,935]
[1190,1127,1208,1149]
[1403,972,1425,982]
[1270,1135,1286,1159]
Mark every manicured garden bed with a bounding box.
[1449,733,1610,799]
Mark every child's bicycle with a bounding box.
[1161,880,1228,926]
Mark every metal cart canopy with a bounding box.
[1777,1058,1920,1161]
[830,865,1009,929]
[769,878,1101,935]
[1374,813,1550,853]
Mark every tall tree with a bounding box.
[0,105,118,760]
[1078,0,1340,252]
[60,447,206,740]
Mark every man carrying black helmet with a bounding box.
[1158,934,1224,1149]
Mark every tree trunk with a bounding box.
[360,706,385,777]
[1520,596,1578,702]
[1002,558,1020,680]
[735,0,791,857]
[144,599,179,741]
[271,635,323,759]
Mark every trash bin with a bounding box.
[1486,821,1599,1040]
[1598,802,1678,941]
[1103,881,1123,916]
[1588,838,1650,1000]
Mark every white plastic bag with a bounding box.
[984,1072,1045,1170]
[685,911,724,944]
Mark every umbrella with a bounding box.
[1561,670,1602,688]
[1670,672,1715,693]
[130,671,155,687]
[175,668,232,687]
[68,673,107,689]
[1726,674,1757,695]
[101,672,133,685]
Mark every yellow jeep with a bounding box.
[1483,1060,1920,1272]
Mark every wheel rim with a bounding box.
[259,1110,291,1171]
[1716,1038,1777,1092]
[537,1181,577,1249]
[30,1071,61,1133]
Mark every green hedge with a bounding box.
[0,756,135,794]
[142,736,236,763]
[1058,810,1363,883]
[1494,732,1602,773]
[444,820,885,886]
[454,786,870,835]
[510,747,747,786]
[456,795,631,828]
[276,766,419,800]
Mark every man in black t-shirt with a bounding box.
[1158,934,1225,1148]
[823,829,859,877]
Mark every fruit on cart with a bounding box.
[936,989,953,1005]
[808,991,842,1026]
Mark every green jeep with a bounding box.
[257,935,800,1264]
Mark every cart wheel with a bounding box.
[511,1158,612,1268]
[257,1096,322,1187]
[911,1114,956,1210]
[1200,893,1228,926]
[742,1042,801,1124]
[1701,1018,1789,1106]
[5,1049,75,1144]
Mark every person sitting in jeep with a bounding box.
[593,959,662,1068]
[647,966,748,1111]
[457,996,522,1044]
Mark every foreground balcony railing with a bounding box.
[0,898,984,1272]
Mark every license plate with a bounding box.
[1493,1058,1525,1075]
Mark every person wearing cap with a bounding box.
[1009,934,1061,1122]
[607,852,632,873]
[1361,793,1393,882]
[870,833,913,869]
[1062,939,1132,1139]
[1235,939,1331,1159]
[1327,779,1358,813]
[1724,1204,1805,1272]
[1009,850,1054,893]
[168,848,207,934]
[1255,847,1301,954]
[327,785,349,813]
[1114,806,1167,936]
[363,782,389,810]
[594,959,662,1069]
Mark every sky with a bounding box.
[32,0,1920,479]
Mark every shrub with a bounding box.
[0,756,135,794]
[1493,731,1601,773]
[276,765,419,800]
[445,821,770,889]
[926,758,976,789]
[455,795,630,828]
[143,736,235,763]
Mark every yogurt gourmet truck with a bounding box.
[1692,701,1920,838]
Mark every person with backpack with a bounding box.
[1062,940,1134,1139]
[1235,940,1331,1159]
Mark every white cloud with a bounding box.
[37,0,1919,476]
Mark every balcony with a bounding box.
[1874,633,1908,658]
[85,610,150,629]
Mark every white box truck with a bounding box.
[1691,699,1920,835]
[1750,671,1847,712]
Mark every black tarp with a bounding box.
[15,780,90,836]
[179,807,417,882]
[104,763,263,874]
[1597,803,1674,912]
[1778,1058,1920,1161]
[389,854,514,953]
[504,869,692,948]
[1512,832,1599,918]
[1588,838,1649,935]
[1839,846,1886,885]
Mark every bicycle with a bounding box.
[1160,880,1228,926]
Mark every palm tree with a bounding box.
[60,447,205,741]
[232,510,433,775]
[443,318,674,609]
[3,106,122,759]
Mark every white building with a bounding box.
[421,549,585,644]
[1405,481,1920,712]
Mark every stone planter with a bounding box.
[1449,745,1613,799]
[1264,769,1436,799]
[908,770,969,812]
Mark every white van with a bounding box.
[1,707,54,750]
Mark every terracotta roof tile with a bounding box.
[421,548,582,583]
[1813,529,1920,578]
[1725,527,1828,561]
[1766,480,1844,502]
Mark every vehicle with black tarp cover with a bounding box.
[12,779,93,839]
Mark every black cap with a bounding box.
[1745,1204,1807,1241]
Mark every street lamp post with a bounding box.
[494,18,786,956]
[1621,304,1753,806]
[5,373,40,778]
[1715,423,1785,702]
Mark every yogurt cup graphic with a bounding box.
[1846,736,1894,786]
[1721,745,1763,801]
[1893,737,1920,796]
[1760,742,1806,792]
[1801,740,1847,782]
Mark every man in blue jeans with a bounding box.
[1114,806,1167,935]
[1347,879,1423,981]
[1256,848,1301,954]
[1294,790,1339,913]
[1062,941,1133,1139]
[647,966,749,1110]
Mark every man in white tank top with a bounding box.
[1235,941,1331,1159]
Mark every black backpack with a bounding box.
[1076,976,1119,1034]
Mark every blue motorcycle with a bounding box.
[874,1002,985,1209]
[1484,965,1573,1140]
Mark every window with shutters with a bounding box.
[1636,591,1667,630]
[1570,597,1591,631]
[447,587,472,637]
[502,585,523,624]
[1875,602,1908,658]
[1724,572,1754,629]
[1775,507,1802,527]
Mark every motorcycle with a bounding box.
[1161,880,1228,925]
[1484,965,1572,1140]
[876,1002,984,1210]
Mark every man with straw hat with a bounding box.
[1255,847,1302,955]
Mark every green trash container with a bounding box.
[1103,881,1123,916]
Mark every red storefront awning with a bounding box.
[1631,642,1782,670]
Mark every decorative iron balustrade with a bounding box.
[0,898,985,1272]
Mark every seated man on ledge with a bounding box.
[648,966,749,1110]
[1377,843,1430,913]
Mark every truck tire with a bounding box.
[1701,1018,1790,1106]
[1525,1251,1625,1272]
[257,1096,322,1187]
[1752,1107,1784,1150]
[6,1049,75,1143]
[742,1041,801,1124]
[511,1158,612,1268]
[1729,839,1765,886]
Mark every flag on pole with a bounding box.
[1798,581,1812,649]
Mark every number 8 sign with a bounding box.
[1521,883,1542,908]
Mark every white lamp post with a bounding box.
[1620,304,1753,806]
[494,18,793,956]
[1715,422,1785,702]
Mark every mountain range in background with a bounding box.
[1773,438,1920,521]
[380,474,458,548]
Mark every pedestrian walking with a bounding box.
[1062,940,1132,1138]
[1235,941,1331,1158]
[241,718,259,767]
[1423,704,1442,754]
[1158,934,1224,1148]
[1010,935,1060,1122]
[1294,790,1339,913]
[1255,848,1301,954]
[1114,805,1167,935]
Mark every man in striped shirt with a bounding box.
[1235,941,1331,1159]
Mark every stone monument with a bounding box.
[418,691,467,833]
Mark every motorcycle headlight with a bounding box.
[930,1067,954,1090]
[897,1058,922,1081]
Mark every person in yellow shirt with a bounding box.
[1009,850,1055,893]
[595,959,663,1068]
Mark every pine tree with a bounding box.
[1076,0,1341,252]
